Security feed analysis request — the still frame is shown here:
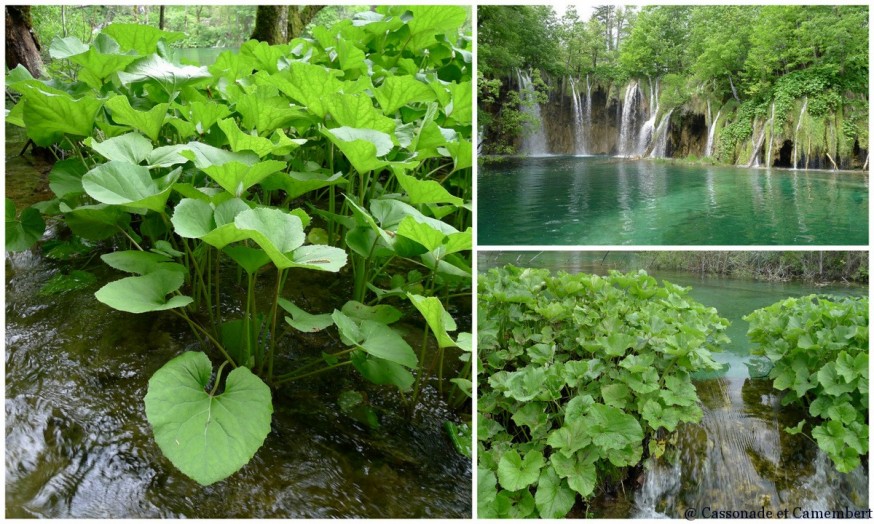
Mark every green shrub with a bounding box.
[477,266,729,518]
[744,295,868,473]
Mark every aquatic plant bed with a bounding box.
[746,294,869,472]
[476,266,730,518]
[477,156,868,245]
[6,7,472,513]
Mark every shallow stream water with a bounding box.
[477,156,868,245]
[479,252,869,517]
[5,135,472,517]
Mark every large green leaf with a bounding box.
[104,96,169,142]
[6,199,45,252]
[59,202,131,240]
[202,160,286,196]
[101,250,184,275]
[497,449,543,491]
[322,126,393,174]
[405,6,468,51]
[394,171,463,206]
[86,133,153,164]
[20,86,103,146]
[48,158,88,199]
[144,351,273,486]
[279,298,334,333]
[407,293,457,348]
[324,93,396,134]
[118,55,210,93]
[95,269,193,313]
[70,46,140,87]
[49,36,89,59]
[551,451,597,498]
[102,23,184,55]
[262,170,346,200]
[218,118,275,157]
[374,75,437,115]
[534,466,576,518]
[357,320,417,368]
[350,351,415,391]
[267,62,344,118]
[82,161,180,212]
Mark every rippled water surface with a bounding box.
[6,251,471,518]
[478,156,868,245]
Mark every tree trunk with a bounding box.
[287,5,324,40]
[728,73,740,102]
[159,6,165,30]
[6,6,44,77]
[251,5,285,45]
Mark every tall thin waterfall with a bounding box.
[705,108,721,158]
[765,102,776,167]
[648,108,674,158]
[569,77,587,154]
[618,81,641,156]
[793,98,808,169]
[637,78,659,156]
[584,74,592,130]
[517,70,548,156]
[747,102,774,167]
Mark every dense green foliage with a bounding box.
[7,8,472,485]
[649,251,868,284]
[477,266,729,518]
[478,5,868,160]
[745,295,869,473]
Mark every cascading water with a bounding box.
[793,98,808,169]
[632,378,869,518]
[569,77,587,155]
[517,70,548,156]
[705,108,722,158]
[636,79,659,156]
[747,103,774,168]
[765,102,776,167]
[618,81,642,156]
[648,109,673,158]
[584,74,592,130]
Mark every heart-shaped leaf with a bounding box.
[83,161,180,212]
[144,351,273,485]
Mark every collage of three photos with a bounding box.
[4,3,870,519]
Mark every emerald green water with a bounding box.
[477,157,868,245]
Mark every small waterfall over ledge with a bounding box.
[569,77,588,155]
[618,80,643,156]
[632,378,869,519]
[648,109,674,158]
[705,108,721,158]
[517,70,548,156]
[793,98,808,169]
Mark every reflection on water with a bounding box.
[5,251,471,518]
[478,156,868,245]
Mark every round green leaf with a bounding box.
[144,351,273,486]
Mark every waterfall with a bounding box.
[793,98,808,169]
[747,103,774,167]
[585,74,592,130]
[569,77,587,155]
[618,80,641,156]
[765,102,774,167]
[705,109,721,158]
[632,378,869,519]
[648,108,673,158]
[517,70,548,156]
[636,79,659,156]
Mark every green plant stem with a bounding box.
[410,323,432,406]
[172,309,238,369]
[209,360,231,396]
[274,347,356,380]
[117,226,144,251]
[246,272,257,371]
[267,268,286,381]
[273,360,353,385]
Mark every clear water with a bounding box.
[477,156,869,245]
[479,253,869,517]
